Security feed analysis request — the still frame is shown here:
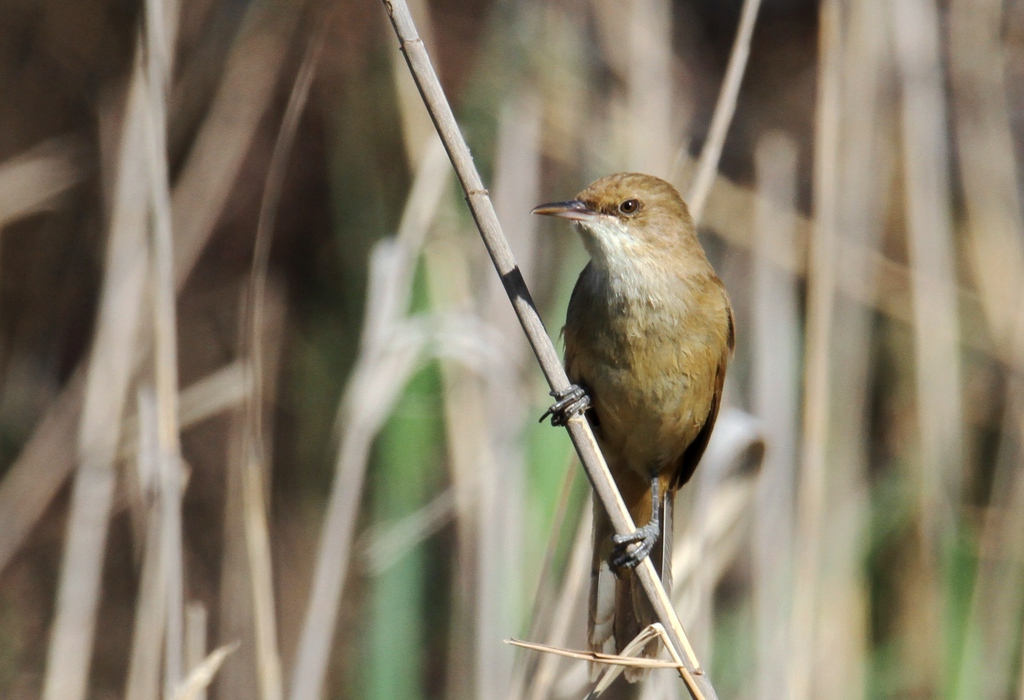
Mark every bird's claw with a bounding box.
[539,384,590,426]
[610,521,660,570]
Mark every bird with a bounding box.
[533,173,734,681]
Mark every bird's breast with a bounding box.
[563,268,728,477]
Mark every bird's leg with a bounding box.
[610,477,660,570]
[539,384,591,426]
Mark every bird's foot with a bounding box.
[610,521,660,570]
[539,384,590,426]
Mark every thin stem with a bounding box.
[234,14,330,700]
[789,0,842,697]
[683,0,763,223]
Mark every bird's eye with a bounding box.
[619,199,640,215]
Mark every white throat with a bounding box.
[576,217,661,302]
[577,217,643,270]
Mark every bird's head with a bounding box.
[532,173,701,275]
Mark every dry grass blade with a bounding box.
[390,0,438,165]
[890,0,963,690]
[41,52,152,700]
[789,2,842,698]
[0,136,87,228]
[175,361,252,428]
[234,397,282,700]
[514,452,580,673]
[217,281,286,700]
[171,642,241,700]
[124,503,168,700]
[810,1,887,695]
[590,624,689,697]
[751,131,799,700]
[229,14,329,700]
[381,2,714,696]
[118,360,252,463]
[361,488,455,575]
[684,0,763,222]
[506,636,681,670]
[381,0,581,387]
[949,0,1024,356]
[142,0,187,688]
[625,0,675,175]
[892,0,964,552]
[184,603,209,700]
[108,358,248,539]
[949,6,1024,688]
[245,7,329,454]
[520,494,591,700]
[431,330,488,700]
[125,388,167,700]
[170,8,299,288]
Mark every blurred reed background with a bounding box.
[0,0,1022,698]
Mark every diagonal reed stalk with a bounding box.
[685,0,763,222]
[380,2,717,698]
[0,137,86,229]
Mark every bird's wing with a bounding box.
[671,353,726,490]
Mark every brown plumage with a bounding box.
[534,173,733,681]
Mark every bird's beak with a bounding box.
[531,199,598,222]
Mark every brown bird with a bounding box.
[533,173,733,680]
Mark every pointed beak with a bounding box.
[531,199,597,221]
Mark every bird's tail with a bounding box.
[588,496,673,683]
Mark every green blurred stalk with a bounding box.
[362,360,444,700]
